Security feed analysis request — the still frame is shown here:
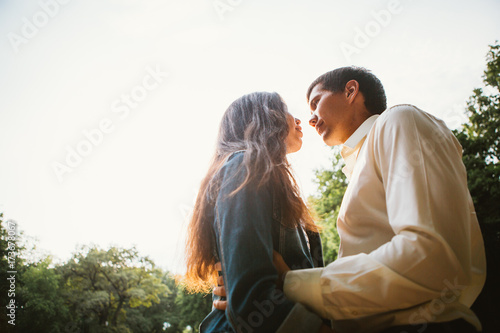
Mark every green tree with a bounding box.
[61,245,168,331]
[170,284,212,332]
[308,148,348,265]
[124,272,183,333]
[454,44,500,225]
[121,271,212,333]
[16,258,72,332]
[1,217,215,333]
[453,42,500,331]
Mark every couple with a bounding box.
[184,67,486,333]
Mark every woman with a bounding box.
[184,92,331,332]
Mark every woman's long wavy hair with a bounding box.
[184,92,318,293]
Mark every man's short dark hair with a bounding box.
[306,66,387,115]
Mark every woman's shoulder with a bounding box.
[224,150,245,165]
[218,150,272,196]
[220,150,246,178]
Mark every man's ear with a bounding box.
[344,80,360,103]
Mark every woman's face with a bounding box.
[285,112,303,154]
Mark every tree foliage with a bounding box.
[308,148,348,265]
[59,245,168,331]
[0,218,212,333]
[17,258,72,332]
[453,44,500,225]
[453,42,500,331]
[170,285,212,331]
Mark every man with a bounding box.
[216,67,486,333]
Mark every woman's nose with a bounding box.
[309,113,318,127]
[294,118,301,125]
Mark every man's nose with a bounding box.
[309,113,318,127]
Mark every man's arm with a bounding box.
[213,255,334,332]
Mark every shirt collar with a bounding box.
[340,115,379,180]
[343,115,379,149]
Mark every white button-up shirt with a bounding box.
[284,105,486,333]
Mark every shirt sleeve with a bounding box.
[284,106,484,320]
[215,153,323,332]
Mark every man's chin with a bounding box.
[322,134,337,147]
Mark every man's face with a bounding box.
[308,84,353,146]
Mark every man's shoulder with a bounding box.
[369,104,455,154]
[375,104,445,131]
[379,104,423,122]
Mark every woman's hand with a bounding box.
[273,250,291,290]
[213,262,227,310]
[213,251,291,310]
[214,259,333,331]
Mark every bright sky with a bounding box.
[1,0,499,273]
